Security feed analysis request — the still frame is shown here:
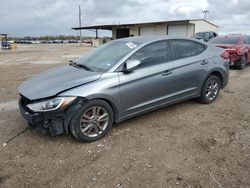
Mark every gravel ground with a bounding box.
[0,44,250,188]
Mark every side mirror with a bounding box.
[124,59,141,73]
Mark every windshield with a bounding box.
[209,36,240,44]
[75,41,140,72]
[194,32,209,38]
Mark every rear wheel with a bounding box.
[235,55,247,70]
[198,75,221,104]
[70,100,114,142]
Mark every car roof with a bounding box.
[218,34,244,38]
[196,31,216,33]
[115,36,195,43]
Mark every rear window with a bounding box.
[209,36,240,44]
[197,43,206,54]
[171,40,206,60]
[194,32,210,38]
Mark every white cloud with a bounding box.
[0,0,249,37]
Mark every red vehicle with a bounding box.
[209,34,250,69]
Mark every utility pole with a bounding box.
[79,5,83,47]
[202,10,209,20]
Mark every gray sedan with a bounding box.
[18,36,229,142]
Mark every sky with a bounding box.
[0,0,249,37]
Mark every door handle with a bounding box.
[200,60,209,65]
[161,70,172,76]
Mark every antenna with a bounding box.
[79,5,83,47]
[202,10,209,20]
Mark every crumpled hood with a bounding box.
[18,64,102,100]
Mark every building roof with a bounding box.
[72,19,218,30]
[115,35,199,43]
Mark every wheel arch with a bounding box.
[209,71,224,88]
[94,98,119,123]
[67,96,119,135]
[198,72,222,104]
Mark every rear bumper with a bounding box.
[18,96,83,136]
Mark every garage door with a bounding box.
[168,25,187,36]
[140,26,155,36]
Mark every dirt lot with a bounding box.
[0,44,250,188]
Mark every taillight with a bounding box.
[226,48,242,55]
[221,51,229,59]
[226,48,237,53]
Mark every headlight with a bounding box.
[26,97,76,112]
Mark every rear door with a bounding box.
[118,40,174,117]
[169,39,208,98]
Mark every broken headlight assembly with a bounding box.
[26,97,76,112]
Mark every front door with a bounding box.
[118,40,175,118]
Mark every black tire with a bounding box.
[235,55,247,70]
[69,99,114,142]
[198,75,221,104]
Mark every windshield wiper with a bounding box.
[75,63,93,71]
[69,61,93,71]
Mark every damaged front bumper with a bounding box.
[19,96,84,136]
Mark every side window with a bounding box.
[197,43,206,54]
[171,40,201,59]
[129,41,170,68]
[243,36,250,44]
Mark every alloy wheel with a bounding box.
[205,79,219,101]
[80,106,109,138]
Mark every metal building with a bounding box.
[72,19,218,40]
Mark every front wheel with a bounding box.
[70,100,114,142]
[198,75,221,104]
[235,55,247,70]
